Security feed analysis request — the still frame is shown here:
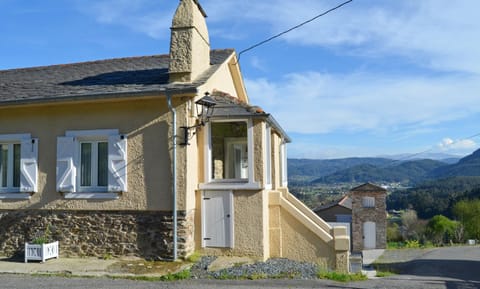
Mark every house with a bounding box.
[314,195,352,223]
[315,183,387,252]
[0,0,349,271]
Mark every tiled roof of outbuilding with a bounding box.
[314,195,353,213]
[0,49,234,106]
[210,90,267,118]
[209,90,291,143]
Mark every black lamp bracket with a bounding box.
[179,92,216,146]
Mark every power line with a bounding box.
[236,0,354,61]
[385,132,480,167]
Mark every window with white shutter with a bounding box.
[57,129,127,199]
[362,196,375,208]
[0,134,38,199]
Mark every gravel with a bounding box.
[190,256,320,280]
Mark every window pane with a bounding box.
[211,122,248,180]
[13,144,21,187]
[80,143,92,186]
[362,197,375,208]
[0,144,7,187]
[97,142,108,187]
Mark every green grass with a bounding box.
[184,251,201,263]
[317,271,368,282]
[388,241,437,249]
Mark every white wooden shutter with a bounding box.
[20,138,38,193]
[108,134,127,192]
[56,136,75,192]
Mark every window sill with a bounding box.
[0,193,31,200]
[199,182,262,190]
[63,192,120,200]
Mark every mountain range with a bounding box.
[289,148,480,185]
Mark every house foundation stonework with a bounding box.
[0,210,193,260]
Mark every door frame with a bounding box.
[201,190,234,248]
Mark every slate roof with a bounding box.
[0,49,234,106]
[210,90,291,143]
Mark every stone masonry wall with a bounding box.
[351,192,387,252]
[0,210,194,260]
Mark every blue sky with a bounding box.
[2,0,480,159]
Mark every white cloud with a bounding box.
[438,138,477,152]
[76,0,480,74]
[246,72,480,135]
[205,0,480,74]
[76,0,172,39]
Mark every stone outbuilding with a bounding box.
[350,183,387,252]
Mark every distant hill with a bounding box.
[378,152,461,162]
[311,159,446,185]
[430,149,480,178]
[288,148,480,186]
[288,157,392,181]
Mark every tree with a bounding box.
[401,210,425,241]
[426,215,459,245]
[453,199,480,240]
[387,222,402,242]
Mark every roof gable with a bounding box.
[350,182,387,193]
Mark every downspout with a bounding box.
[166,92,178,261]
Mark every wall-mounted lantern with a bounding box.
[180,92,216,145]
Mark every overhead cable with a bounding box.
[236,0,354,62]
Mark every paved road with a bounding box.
[0,246,478,289]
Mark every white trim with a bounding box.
[199,182,262,190]
[280,142,288,187]
[77,140,108,192]
[247,119,254,183]
[204,119,256,186]
[58,129,126,197]
[63,192,120,200]
[0,134,32,193]
[228,190,235,248]
[0,133,31,141]
[66,129,118,138]
[0,193,31,200]
[264,123,272,188]
[204,122,212,183]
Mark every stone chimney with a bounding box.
[169,0,210,83]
